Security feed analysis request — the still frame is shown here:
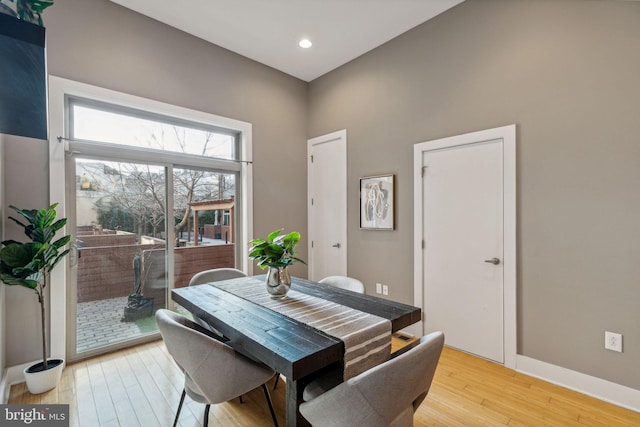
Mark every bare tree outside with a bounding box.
[77,126,235,246]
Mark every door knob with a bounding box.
[332,243,341,248]
[484,257,500,265]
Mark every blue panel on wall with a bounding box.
[0,13,47,140]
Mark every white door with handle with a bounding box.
[414,125,516,366]
[308,130,347,281]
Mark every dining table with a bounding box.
[171,275,422,427]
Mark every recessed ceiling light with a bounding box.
[299,39,313,49]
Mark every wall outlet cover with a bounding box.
[605,331,623,352]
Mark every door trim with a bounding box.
[413,124,516,368]
[307,129,347,281]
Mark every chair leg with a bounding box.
[261,383,279,427]
[204,404,210,427]
[273,372,280,390]
[239,395,244,404]
[173,389,186,427]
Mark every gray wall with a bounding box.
[308,0,640,390]
[3,0,308,366]
[3,136,49,369]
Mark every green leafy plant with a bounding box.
[18,0,54,26]
[0,0,55,26]
[248,228,305,269]
[0,204,70,370]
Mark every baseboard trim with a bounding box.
[0,363,25,403]
[2,362,30,402]
[516,355,640,413]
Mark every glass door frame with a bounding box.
[66,150,246,361]
[65,153,174,361]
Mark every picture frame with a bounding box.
[360,174,395,230]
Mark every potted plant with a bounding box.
[0,203,70,393]
[0,0,55,26]
[248,228,305,299]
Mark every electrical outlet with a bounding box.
[376,283,382,294]
[382,285,389,296]
[605,331,623,352]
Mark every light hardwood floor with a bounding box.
[8,339,640,426]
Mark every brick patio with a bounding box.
[76,296,145,353]
[76,296,192,353]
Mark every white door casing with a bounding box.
[413,125,516,368]
[308,130,347,281]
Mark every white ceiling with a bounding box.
[109,0,465,82]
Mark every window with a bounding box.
[48,77,253,360]
[70,98,238,160]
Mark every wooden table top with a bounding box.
[171,275,421,381]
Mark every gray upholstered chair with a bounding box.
[189,267,247,285]
[299,331,444,427]
[318,275,366,294]
[189,267,283,389]
[155,309,279,427]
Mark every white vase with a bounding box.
[23,358,65,394]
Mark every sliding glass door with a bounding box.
[64,97,243,360]
[70,158,168,356]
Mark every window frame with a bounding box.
[68,96,241,162]
[48,76,253,361]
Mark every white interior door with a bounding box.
[423,139,504,362]
[414,125,516,367]
[308,130,347,281]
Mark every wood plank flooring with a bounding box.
[9,339,640,426]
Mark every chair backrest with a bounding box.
[155,309,274,404]
[318,275,365,294]
[189,268,247,286]
[187,268,246,334]
[299,331,444,427]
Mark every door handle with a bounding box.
[332,243,341,248]
[484,257,500,265]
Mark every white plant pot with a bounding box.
[23,358,65,394]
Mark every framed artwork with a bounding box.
[360,174,395,230]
